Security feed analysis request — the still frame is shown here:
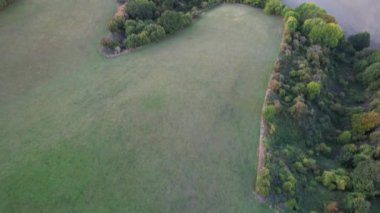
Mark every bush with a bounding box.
[264,0,283,15]
[263,105,276,124]
[158,10,192,34]
[100,37,118,49]
[348,32,370,51]
[257,167,271,197]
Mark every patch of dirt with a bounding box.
[114,3,126,18]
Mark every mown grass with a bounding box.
[0,1,282,212]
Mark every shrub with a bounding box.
[158,10,192,34]
[263,105,276,124]
[108,16,126,33]
[348,32,370,51]
[257,167,271,197]
[100,37,118,49]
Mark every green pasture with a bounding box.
[0,1,282,212]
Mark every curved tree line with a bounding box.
[102,0,380,212]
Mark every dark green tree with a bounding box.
[348,32,370,51]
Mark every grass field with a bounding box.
[0,1,282,212]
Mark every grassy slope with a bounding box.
[0,1,282,212]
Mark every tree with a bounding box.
[296,2,326,22]
[108,16,126,33]
[348,32,370,51]
[244,0,266,8]
[352,111,380,135]
[337,131,351,144]
[125,0,157,20]
[125,19,150,35]
[303,18,344,48]
[289,96,308,118]
[321,169,350,191]
[286,16,298,33]
[344,193,370,213]
[324,201,339,213]
[316,143,331,155]
[306,81,321,100]
[359,62,380,90]
[264,0,283,15]
[124,34,140,48]
[158,10,192,34]
[368,51,380,64]
[144,24,166,42]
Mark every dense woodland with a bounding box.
[256,2,380,213]
[102,0,380,212]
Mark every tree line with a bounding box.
[258,2,380,213]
